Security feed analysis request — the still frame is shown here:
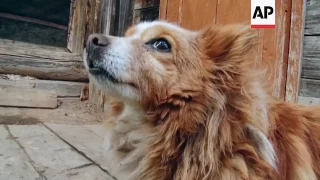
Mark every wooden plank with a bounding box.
[99,0,116,35]
[216,0,241,24]
[299,78,320,98]
[0,126,42,180]
[8,125,92,178]
[134,0,160,9]
[67,0,76,51]
[304,0,320,35]
[0,54,88,82]
[0,39,82,61]
[0,85,57,108]
[285,0,306,102]
[165,0,181,23]
[260,0,292,98]
[30,80,86,97]
[67,0,87,53]
[114,0,135,36]
[180,0,217,30]
[159,0,168,20]
[0,79,35,88]
[89,81,107,111]
[298,96,320,105]
[165,0,217,29]
[301,36,320,79]
[84,0,101,45]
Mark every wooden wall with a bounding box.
[160,0,293,99]
[299,0,320,101]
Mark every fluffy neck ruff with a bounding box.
[130,71,276,180]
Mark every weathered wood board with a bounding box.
[299,78,320,98]
[0,78,86,97]
[0,79,35,88]
[67,0,86,54]
[99,0,116,35]
[299,0,320,100]
[304,0,320,35]
[0,55,87,82]
[114,0,135,36]
[31,80,86,97]
[0,39,87,82]
[0,85,58,108]
[285,0,306,102]
[298,96,320,105]
[302,36,320,80]
[0,39,81,61]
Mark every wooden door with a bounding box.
[160,0,293,99]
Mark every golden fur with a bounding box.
[84,21,320,180]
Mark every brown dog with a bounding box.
[84,21,320,180]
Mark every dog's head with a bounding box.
[84,21,257,108]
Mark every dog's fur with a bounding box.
[84,21,320,180]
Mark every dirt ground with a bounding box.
[0,98,105,125]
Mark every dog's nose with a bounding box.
[87,34,110,48]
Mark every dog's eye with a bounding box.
[146,38,171,52]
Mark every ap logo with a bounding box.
[251,0,275,28]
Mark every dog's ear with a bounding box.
[199,24,257,61]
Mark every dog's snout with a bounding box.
[87,34,110,48]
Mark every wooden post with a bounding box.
[114,0,135,36]
[285,0,306,102]
[88,0,117,110]
[67,0,87,54]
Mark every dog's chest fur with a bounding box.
[103,99,154,179]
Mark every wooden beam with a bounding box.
[299,78,320,98]
[67,0,87,53]
[159,0,168,20]
[84,0,101,45]
[0,54,87,82]
[298,96,320,105]
[0,39,86,81]
[0,85,57,109]
[285,0,306,102]
[0,39,81,61]
[0,79,35,88]
[114,0,135,36]
[99,0,117,35]
[301,36,320,80]
[304,0,320,35]
[31,80,86,97]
